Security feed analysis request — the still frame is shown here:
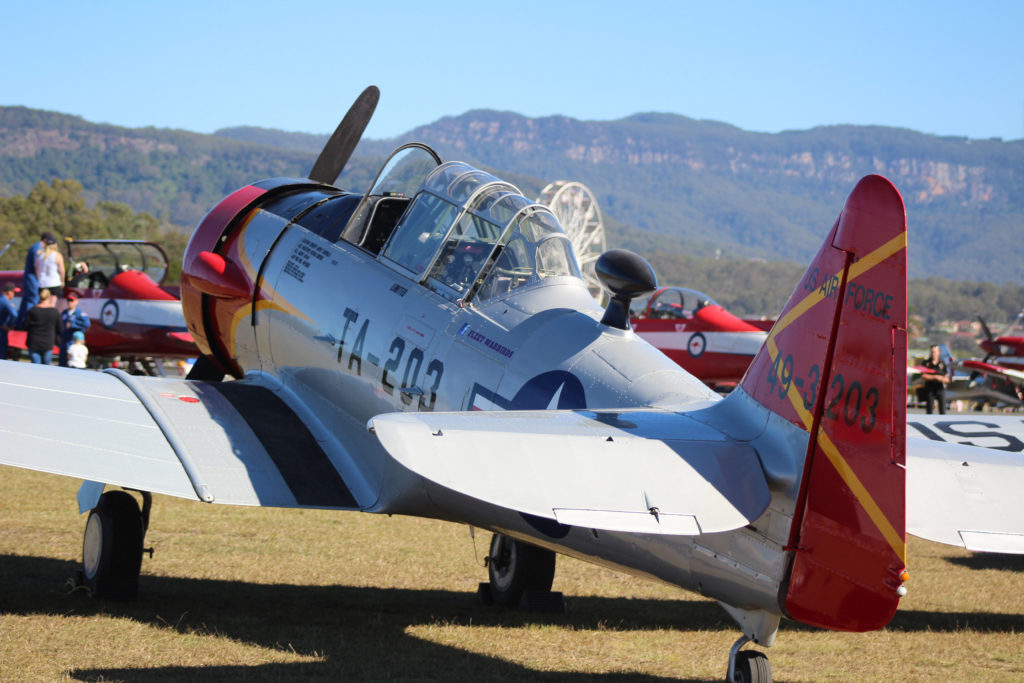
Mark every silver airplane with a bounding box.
[2,87,1022,683]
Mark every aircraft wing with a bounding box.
[370,409,771,535]
[0,361,361,510]
[958,359,1024,383]
[907,437,1024,553]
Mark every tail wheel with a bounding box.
[82,491,145,600]
[487,534,555,606]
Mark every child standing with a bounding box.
[67,330,88,369]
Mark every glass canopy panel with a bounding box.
[367,146,443,199]
[536,237,579,279]
[339,144,443,246]
[382,160,585,303]
[421,161,476,198]
[648,288,686,319]
[475,207,582,303]
[470,192,531,228]
[425,184,520,296]
[382,193,460,275]
[517,207,564,242]
[425,211,502,296]
[446,170,502,205]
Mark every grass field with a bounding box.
[1,466,1023,682]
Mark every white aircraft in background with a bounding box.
[1,87,1022,683]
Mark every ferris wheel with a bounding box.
[538,181,607,302]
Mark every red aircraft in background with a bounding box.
[629,286,770,388]
[973,312,1024,371]
[947,312,1024,406]
[1,239,197,366]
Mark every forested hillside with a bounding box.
[393,111,1023,282]
[0,107,316,227]
[220,111,1023,283]
[0,178,187,281]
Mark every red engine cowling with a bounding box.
[180,178,358,377]
[180,183,268,377]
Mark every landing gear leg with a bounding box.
[484,533,557,608]
[727,635,771,683]
[81,490,147,600]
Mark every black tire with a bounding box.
[82,491,144,600]
[733,650,771,683]
[487,534,556,607]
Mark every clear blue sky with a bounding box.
[2,1,1022,141]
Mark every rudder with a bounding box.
[739,174,907,631]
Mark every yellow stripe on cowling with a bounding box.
[763,230,907,564]
[225,226,315,357]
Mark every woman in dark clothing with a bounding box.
[24,288,62,365]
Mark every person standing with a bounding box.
[0,282,17,360]
[23,288,62,365]
[36,239,66,299]
[920,344,951,414]
[15,231,55,327]
[58,291,90,367]
[67,330,88,369]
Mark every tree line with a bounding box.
[2,179,1018,343]
[0,179,188,282]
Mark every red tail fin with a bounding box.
[739,175,907,631]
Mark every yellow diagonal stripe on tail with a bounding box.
[765,231,907,562]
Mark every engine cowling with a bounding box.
[180,178,358,377]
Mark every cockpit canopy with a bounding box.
[378,158,582,304]
[630,286,721,320]
[279,144,584,306]
[65,239,170,289]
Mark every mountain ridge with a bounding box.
[2,104,1021,283]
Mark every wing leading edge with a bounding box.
[370,408,771,535]
[0,362,361,510]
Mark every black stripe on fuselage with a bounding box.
[210,382,357,508]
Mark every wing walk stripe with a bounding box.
[210,383,357,508]
[765,232,907,562]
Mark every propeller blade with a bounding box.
[978,316,994,342]
[308,85,380,185]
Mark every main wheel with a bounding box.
[487,534,556,606]
[82,491,145,600]
[733,649,771,683]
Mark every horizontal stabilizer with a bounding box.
[907,439,1024,554]
[370,409,770,535]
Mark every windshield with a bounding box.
[339,144,443,248]
[381,161,582,303]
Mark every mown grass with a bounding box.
[1,466,1023,681]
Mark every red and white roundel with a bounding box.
[100,300,120,329]
[687,332,706,358]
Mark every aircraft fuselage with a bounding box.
[180,158,797,621]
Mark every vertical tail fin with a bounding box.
[739,175,907,631]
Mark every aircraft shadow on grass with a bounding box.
[2,553,1020,681]
[1,553,721,682]
[943,553,1024,572]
